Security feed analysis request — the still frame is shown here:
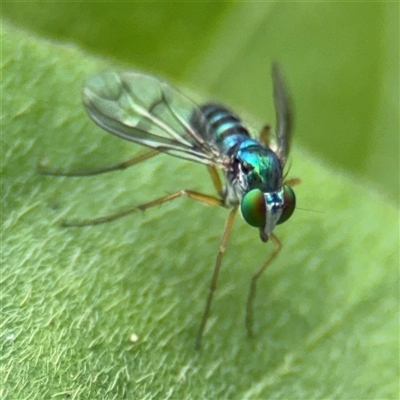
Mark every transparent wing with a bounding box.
[272,63,294,167]
[82,71,227,167]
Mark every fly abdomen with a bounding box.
[190,103,250,155]
[201,103,250,141]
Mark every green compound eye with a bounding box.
[277,185,296,225]
[241,189,266,227]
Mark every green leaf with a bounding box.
[2,7,398,400]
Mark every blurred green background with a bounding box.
[3,1,399,203]
[2,2,399,399]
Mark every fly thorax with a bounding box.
[231,142,283,199]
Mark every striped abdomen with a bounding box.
[193,103,251,154]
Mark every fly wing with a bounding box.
[272,63,294,167]
[82,71,226,167]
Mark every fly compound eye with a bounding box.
[241,189,266,227]
[277,185,296,224]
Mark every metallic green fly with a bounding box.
[41,64,298,349]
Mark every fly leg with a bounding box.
[58,181,231,350]
[284,177,301,187]
[259,124,272,146]
[195,206,238,350]
[61,190,224,227]
[207,165,224,198]
[245,234,282,337]
[45,158,233,349]
[38,149,159,177]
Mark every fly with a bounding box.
[40,64,298,349]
